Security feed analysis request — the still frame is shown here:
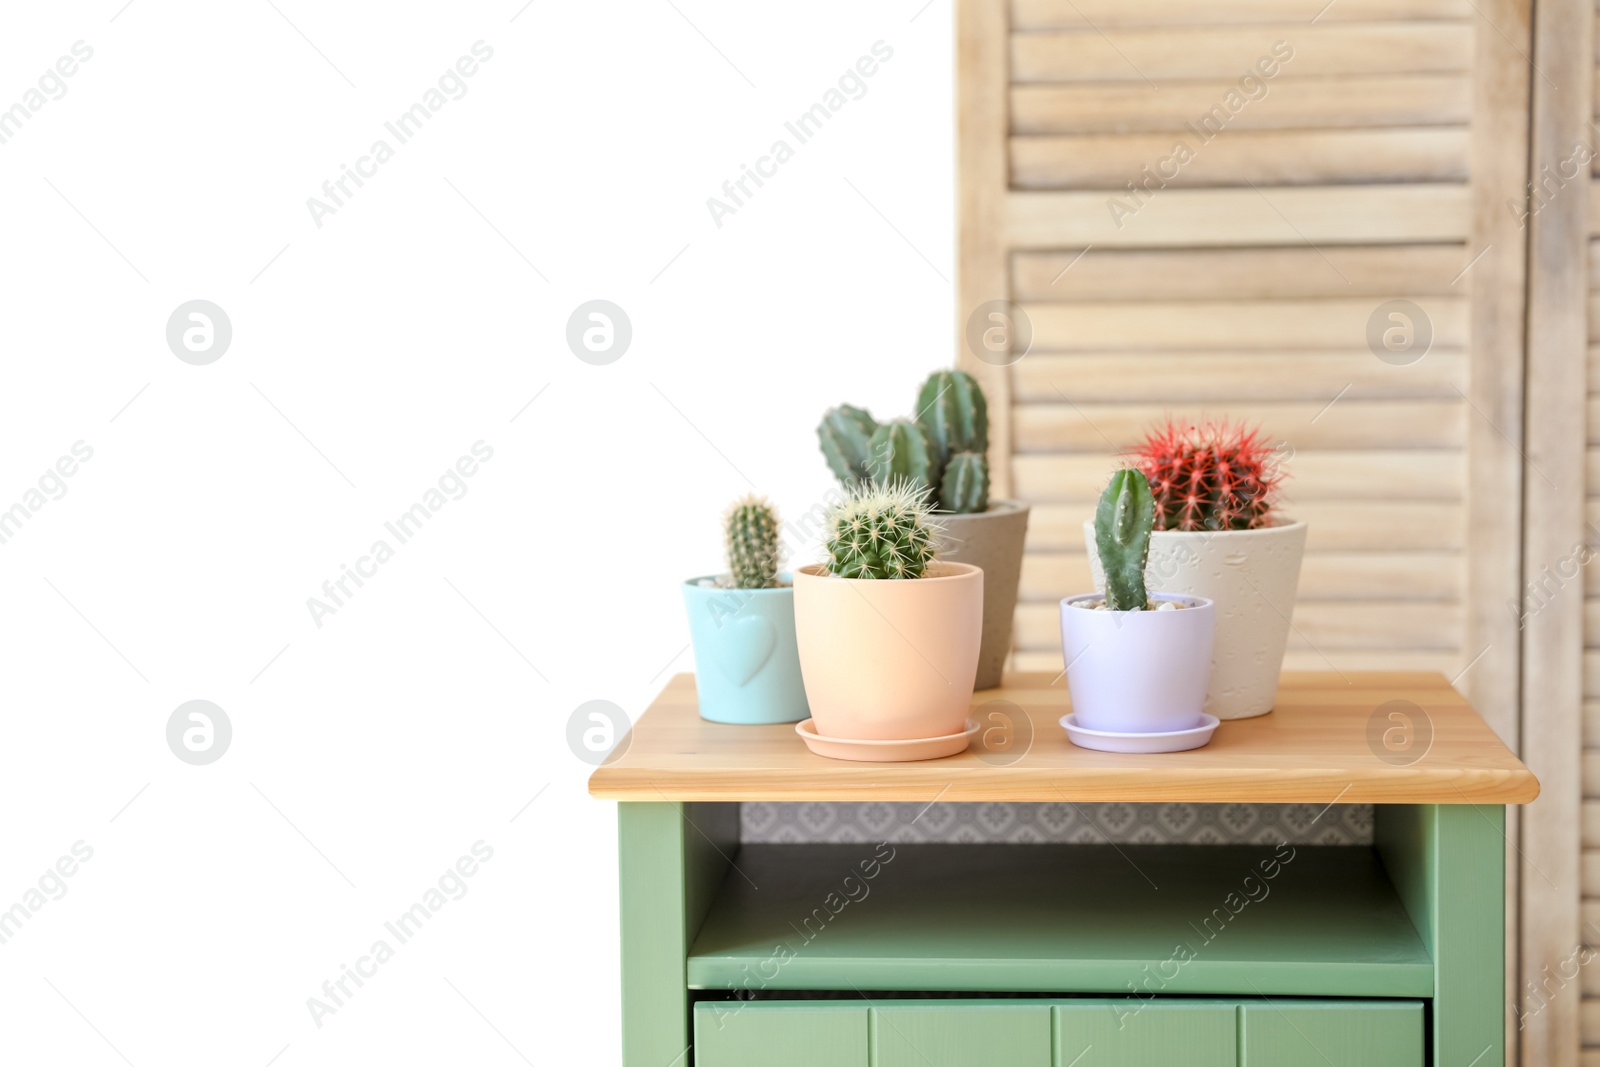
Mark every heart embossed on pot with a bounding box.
[712,615,777,686]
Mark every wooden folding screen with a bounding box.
[956,0,1553,1060]
[1524,2,1593,1066]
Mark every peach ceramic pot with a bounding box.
[792,561,983,740]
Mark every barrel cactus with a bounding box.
[866,419,938,498]
[817,404,878,487]
[1131,418,1283,531]
[824,480,942,580]
[939,451,989,514]
[724,495,780,589]
[1096,468,1155,611]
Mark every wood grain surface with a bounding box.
[588,672,1538,804]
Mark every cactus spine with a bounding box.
[817,404,879,487]
[916,369,991,514]
[939,451,990,514]
[825,480,942,580]
[1096,468,1155,611]
[724,494,781,589]
[866,419,938,498]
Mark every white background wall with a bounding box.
[0,2,952,1064]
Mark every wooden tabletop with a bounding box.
[587,672,1539,804]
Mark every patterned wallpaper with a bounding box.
[742,801,1372,846]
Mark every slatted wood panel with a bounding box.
[1561,8,1600,1049]
[1012,76,1471,133]
[960,0,1524,694]
[959,0,1536,1056]
[1518,0,1594,1062]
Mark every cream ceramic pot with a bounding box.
[793,561,983,740]
[1084,519,1307,720]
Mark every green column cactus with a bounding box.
[939,451,990,514]
[724,494,780,589]
[866,419,938,499]
[1096,468,1155,611]
[817,404,878,487]
[916,369,988,467]
[825,480,942,580]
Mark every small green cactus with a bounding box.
[724,494,780,589]
[939,451,990,514]
[825,480,942,580]
[817,404,878,487]
[916,369,988,467]
[1096,468,1155,611]
[866,419,938,498]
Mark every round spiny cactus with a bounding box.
[1131,418,1284,531]
[724,494,780,589]
[824,480,943,580]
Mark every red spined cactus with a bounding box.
[1129,419,1284,532]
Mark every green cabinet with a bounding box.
[606,681,1531,1067]
[694,1000,1425,1067]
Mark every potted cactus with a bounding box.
[815,368,1029,690]
[1060,469,1216,751]
[682,495,809,725]
[792,480,983,753]
[1083,419,1305,720]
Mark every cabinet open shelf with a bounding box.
[687,843,1432,997]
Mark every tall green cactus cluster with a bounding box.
[814,369,992,514]
[724,494,780,589]
[918,369,990,513]
[817,404,877,486]
[1095,468,1155,611]
[866,419,938,489]
[939,452,989,515]
[824,480,942,580]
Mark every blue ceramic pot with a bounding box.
[682,574,809,724]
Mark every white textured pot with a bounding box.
[1084,519,1307,720]
[1058,593,1214,733]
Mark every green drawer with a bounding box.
[1057,1001,1236,1066]
[876,1003,1051,1067]
[694,1002,866,1067]
[694,999,1425,1067]
[1242,1000,1424,1066]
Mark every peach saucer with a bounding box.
[795,718,979,762]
